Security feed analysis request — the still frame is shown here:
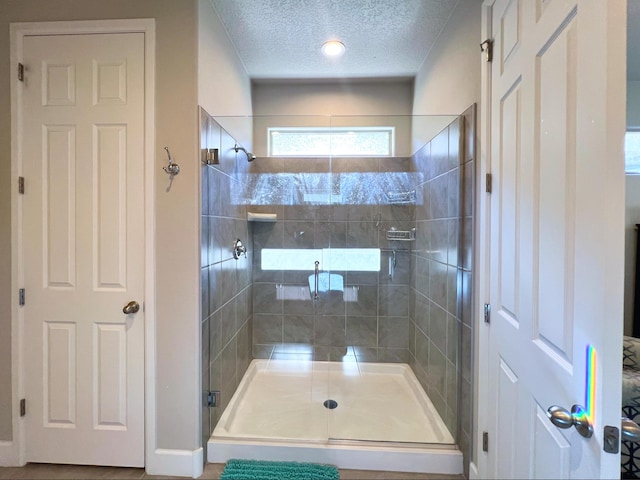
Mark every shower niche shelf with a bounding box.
[386,228,416,241]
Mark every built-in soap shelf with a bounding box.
[247,212,277,222]
[386,227,416,241]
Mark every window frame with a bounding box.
[267,126,395,157]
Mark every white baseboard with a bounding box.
[0,441,22,467]
[469,461,479,479]
[146,447,203,478]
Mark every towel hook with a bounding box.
[163,146,180,176]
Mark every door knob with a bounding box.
[622,417,640,442]
[122,301,140,314]
[546,404,593,438]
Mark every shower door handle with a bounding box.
[314,261,319,300]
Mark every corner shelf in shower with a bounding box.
[248,212,277,222]
[386,228,416,241]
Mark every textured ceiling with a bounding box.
[209,0,459,79]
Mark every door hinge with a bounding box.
[485,173,492,193]
[482,431,489,452]
[603,425,619,454]
[18,176,24,194]
[20,398,26,417]
[480,39,494,63]
[18,288,25,306]
[207,390,220,408]
[18,63,24,82]
[484,303,491,324]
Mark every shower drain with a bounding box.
[323,399,338,409]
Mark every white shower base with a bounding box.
[208,359,463,474]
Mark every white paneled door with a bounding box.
[21,33,145,466]
[484,0,625,478]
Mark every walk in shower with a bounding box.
[200,109,475,475]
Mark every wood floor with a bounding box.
[0,463,465,479]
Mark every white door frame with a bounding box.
[8,19,156,468]
[473,2,494,478]
[469,2,494,478]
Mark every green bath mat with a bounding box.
[220,458,340,480]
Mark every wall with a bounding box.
[249,155,415,363]
[251,80,415,156]
[200,111,252,455]
[198,0,253,148]
[409,108,475,477]
[252,80,414,117]
[412,0,482,117]
[411,2,481,475]
[0,0,201,466]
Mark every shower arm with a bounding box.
[234,143,256,162]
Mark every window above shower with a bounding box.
[268,126,395,156]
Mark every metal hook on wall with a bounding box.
[163,146,180,176]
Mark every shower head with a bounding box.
[234,143,256,162]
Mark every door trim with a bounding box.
[8,19,156,468]
[474,1,495,478]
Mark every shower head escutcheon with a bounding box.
[234,143,256,162]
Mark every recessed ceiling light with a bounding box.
[321,40,345,57]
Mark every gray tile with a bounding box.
[430,304,447,354]
[283,221,315,248]
[429,260,448,311]
[316,289,346,316]
[378,348,409,363]
[346,220,378,248]
[378,317,409,348]
[415,181,430,222]
[446,265,458,315]
[220,300,236,348]
[413,293,430,335]
[252,344,275,359]
[430,126,450,178]
[462,323,472,382]
[220,337,237,389]
[253,282,282,314]
[415,328,430,369]
[378,285,409,317]
[447,168,460,219]
[428,340,447,396]
[463,160,474,218]
[209,310,222,361]
[447,219,458,268]
[253,314,283,344]
[461,270,473,327]
[208,263,220,314]
[219,259,237,306]
[201,216,210,268]
[346,316,377,347]
[429,175,449,220]
[201,267,210,320]
[283,314,314,343]
[414,255,430,298]
[429,219,448,264]
[448,116,462,171]
[313,315,346,346]
[411,141,430,175]
[446,315,459,364]
[346,285,377,316]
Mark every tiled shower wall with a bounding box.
[409,106,475,475]
[249,156,415,362]
[200,108,253,451]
